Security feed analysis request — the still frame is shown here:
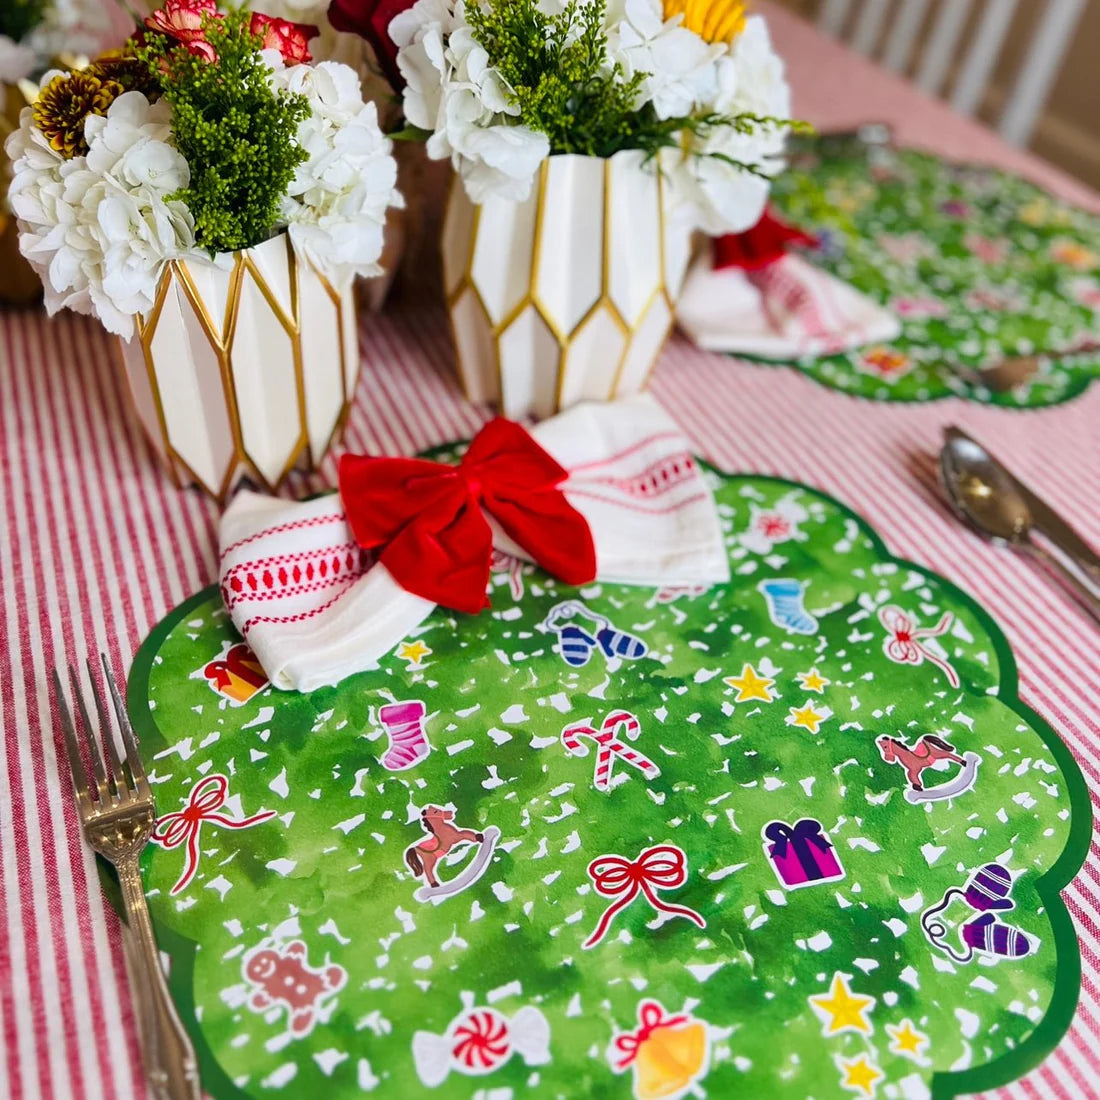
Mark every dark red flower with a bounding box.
[327,0,415,89]
[144,0,221,62]
[250,12,320,65]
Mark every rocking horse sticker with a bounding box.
[876,733,981,803]
[404,804,500,904]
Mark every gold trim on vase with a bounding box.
[443,151,685,420]
[116,233,361,504]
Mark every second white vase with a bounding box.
[443,150,693,420]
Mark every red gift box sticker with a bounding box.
[202,642,269,705]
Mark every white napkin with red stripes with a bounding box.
[676,246,900,359]
[218,395,728,692]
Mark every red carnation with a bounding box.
[328,0,415,89]
[144,0,221,62]
[250,12,320,65]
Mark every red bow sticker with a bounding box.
[583,843,706,949]
[879,604,960,688]
[152,774,277,895]
[338,419,596,614]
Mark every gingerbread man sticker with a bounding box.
[242,941,346,1038]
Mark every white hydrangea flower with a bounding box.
[391,0,549,202]
[5,90,197,338]
[604,0,724,120]
[390,0,789,222]
[0,34,37,84]
[269,59,403,280]
[23,0,115,67]
[666,15,791,234]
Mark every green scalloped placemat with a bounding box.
[765,147,1100,406]
[125,465,1089,1099]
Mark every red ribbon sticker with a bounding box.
[583,843,706,949]
[152,774,277,895]
[879,605,960,688]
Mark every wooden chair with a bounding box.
[816,0,1086,146]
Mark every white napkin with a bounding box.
[676,248,900,359]
[219,493,435,692]
[498,395,729,586]
[218,395,729,692]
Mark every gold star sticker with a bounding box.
[796,668,829,694]
[838,1055,883,1097]
[723,663,775,703]
[887,1019,928,1060]
[787,701,827,734]
[810,974,875,1036]
[396,640,432,666]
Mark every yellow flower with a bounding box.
[664,0,746,44]
[33,70,125,158]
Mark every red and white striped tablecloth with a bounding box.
[3,6,1100,1098]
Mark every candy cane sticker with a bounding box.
[561,711,660,792]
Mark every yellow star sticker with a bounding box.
[838,1056,883,1097]
[723,663,775,703]
[886,1019,928,1060]
[810,974,875,1036]
[397,640,432,666]
[787,701,827,734]
[796,668,829,694]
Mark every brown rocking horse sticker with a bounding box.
[404,804,500,904]
[877,733,981,804]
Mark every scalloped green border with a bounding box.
[123,472,1092,1099]
[761,149,1100,409]
[728,351,1099,410]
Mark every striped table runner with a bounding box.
[4,3,1100,1094]
[2,302,1099,1099]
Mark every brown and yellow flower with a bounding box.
[32,70,126,159]
[86,50,163,102]
[663,0,746,44]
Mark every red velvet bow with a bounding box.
[338,419,596,614]
[713,207,818,271]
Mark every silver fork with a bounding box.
[54,656,202,1100]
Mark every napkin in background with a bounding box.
[676,209,901,359]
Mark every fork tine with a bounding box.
[87,656,127,796]
[52,668,94,817]
[69,664,113,804]
[102,653,151,799]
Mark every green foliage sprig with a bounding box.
[1,0,51,44]
[139,9,309,255]
[465,0,797,163]
[466,0,649,158]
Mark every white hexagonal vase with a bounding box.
[443,150,693,419]
[117,233,360,502]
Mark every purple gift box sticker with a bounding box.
[762,817,845,891]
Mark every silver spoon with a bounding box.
[939,427,1100,623]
